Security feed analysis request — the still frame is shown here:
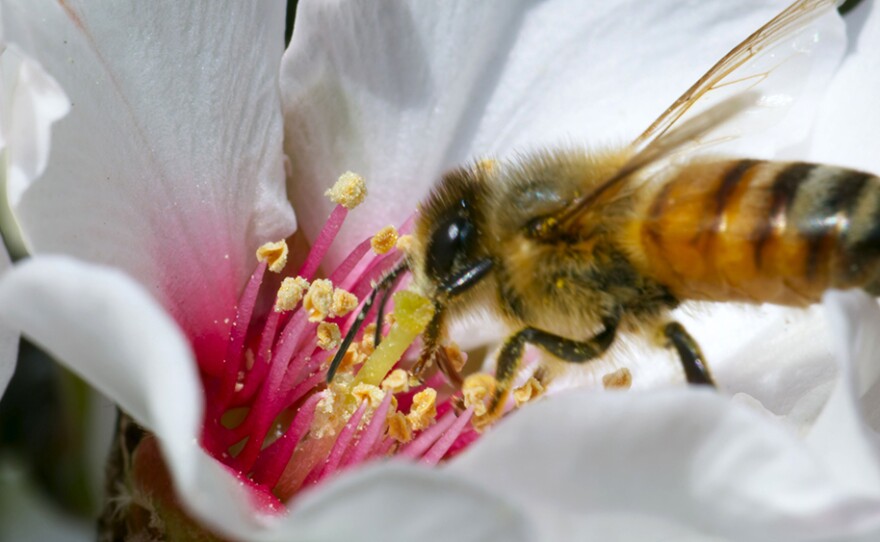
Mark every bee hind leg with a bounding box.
[662,322,715,386]
[486,316,619,421]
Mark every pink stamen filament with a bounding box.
[297,204,348,280]
[303,401,368,487]
[251,392,323,488]
[340,393,394,469]
[397,410,458,460]
[197,205,483,504]
[420,407,475,466]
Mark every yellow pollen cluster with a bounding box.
[313,380,355,438]
[602,367,633,390]
[386,411,412,443]
[256,240,289,273]
[316,322,341,351]
[351,383,385,410]
[462,373,496,417]
[513,377,545,407]
[303,279,334,322]
[370,225,399,254]
[332,343,365,375]
[381,368,410,394]
[395,234,414,255]
[325,171,367,209]
[275,276,309,312]
[406,388,437,431]
[331,288,358,318]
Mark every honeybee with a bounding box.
[329,0,870,421]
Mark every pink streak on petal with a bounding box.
[397,410,458,460]
[251,392,322,489]
[298,205,347,280]
[340,393,393,469]
[420,407,475,466]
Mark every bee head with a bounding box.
[411,165,496,302]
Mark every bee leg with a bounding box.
[662,322,715,386]
[486,316,619,420]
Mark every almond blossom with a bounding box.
[1,1,879,541]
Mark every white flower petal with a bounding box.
[808,291,880,495]
[449,388,880,541]
[0,237,16,397]
[275,463,531,542]
[282,0,842,266]
[811,0,880,171]
[0,43,69,207]
[1,1,296,351]
[0,256,202,479]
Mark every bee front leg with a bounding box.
[486,316,619,422]
[662,322,715,386]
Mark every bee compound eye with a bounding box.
[426,215,475,278]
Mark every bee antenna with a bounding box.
[325,260,409,382]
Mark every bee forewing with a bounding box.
[634,0,845,160]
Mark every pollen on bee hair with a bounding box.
[602,367,632,390]
[316,322,342,351]
[330,288,358,318]
[325,171,367,209]
[256,240,289,273]
[303,278,334,322]
[395,234,414,255]
[407,388,438,431]
[275,276,309,312]
[371,225,399,254]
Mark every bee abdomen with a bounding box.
[632,159,880,305]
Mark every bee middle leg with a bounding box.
[487,315,619,420]
[661,321,715,386]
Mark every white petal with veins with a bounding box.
[1,1,296,354]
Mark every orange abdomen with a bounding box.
[630,159,880,305]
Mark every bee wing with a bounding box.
[531,0,843,240]
[632,0,843,155]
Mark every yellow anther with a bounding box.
[275,276,309,312]
[330,288,358,318]
[351,383,385,410]
[387,411,412,443]
[316,322,342,351]
[371,225,399,254]
[462,373,497,417]
[602,367,632,390]
[256,240,289,273]
[513,377,545,407]
[407,388,437,431]
[381,369,410,393]
[325,171,367,209]
[303,279,333,322]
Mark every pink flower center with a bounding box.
[193,176,481,507]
